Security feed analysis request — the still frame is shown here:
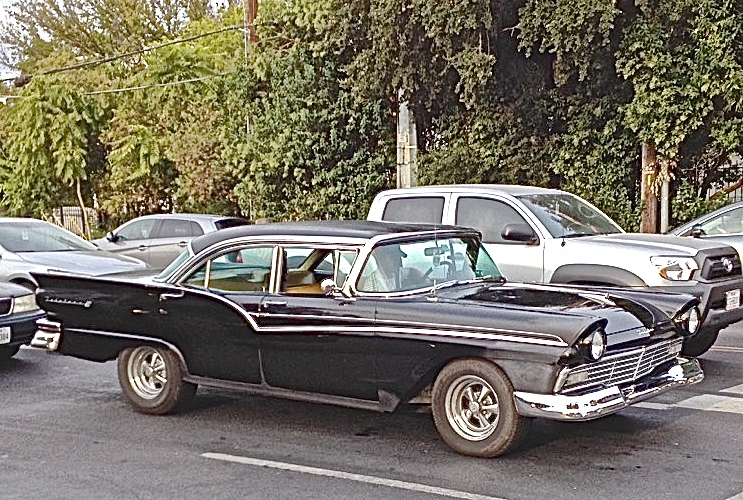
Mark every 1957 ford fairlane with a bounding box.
[31,221,704,457]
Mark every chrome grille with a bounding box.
[560,338,683,394]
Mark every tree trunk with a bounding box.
[76,178,90,239]
[640,142,659,233]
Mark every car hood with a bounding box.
[434,281,694,348]
[14,250,147,275]
[565,233,734,255]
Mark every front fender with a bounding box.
[550,264,647,287]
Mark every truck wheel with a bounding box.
[681,328,719,357]
[431,358,528,457]
[117,346,196,415]
[0,345,21,362]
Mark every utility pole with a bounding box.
[640,142,659,233]
[396,91,417,188]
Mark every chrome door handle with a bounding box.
[160,291,185,301]
[131,308,150,315]
[262,300,287,308]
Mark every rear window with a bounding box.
[215,218,252,230]
[381,197,444,223]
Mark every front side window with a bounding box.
[357,236,501,293]
[117,219,158,241]
[184,246,274,292]
[456,197,530,244]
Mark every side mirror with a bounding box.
[690,224,705,238]
[501,223,538,244]
[106,231,119,242]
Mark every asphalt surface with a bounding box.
[1,327,742,500]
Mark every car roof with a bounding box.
[124,213,246,222]
[374,184,565,197]
[190,220,473,254]
[0,217,55,224]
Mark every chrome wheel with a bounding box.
[444,374,500,441]
[432,359,527,457]
[126,346,168,400]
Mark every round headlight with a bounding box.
[677,306,701,335]
[580,328,606,361]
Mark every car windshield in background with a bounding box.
[0,222,96,252]
[357,235,501,293]
[518,193,623,238]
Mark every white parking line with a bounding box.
[202,452,508,500]
[633,382,743,414]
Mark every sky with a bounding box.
[0,0,18,80]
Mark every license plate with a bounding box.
[0,326,10,345]
[726,289,741,311]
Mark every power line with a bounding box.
[0,72,234,102]
[0,24,243,83]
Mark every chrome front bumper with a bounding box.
[30,318,62,351]
[513,357,703,421]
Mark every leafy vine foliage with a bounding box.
[1,0,743,229]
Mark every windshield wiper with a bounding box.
[561,232,594,239]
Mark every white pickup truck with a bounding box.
[367,184,743,355]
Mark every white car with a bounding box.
[0,217,147,289]
[93,214,251,269]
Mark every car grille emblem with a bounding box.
[722,257,734,273]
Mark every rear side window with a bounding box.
[456,197,529,243]
[157,219,204,238]
[215,218,252,230]
[381,197,444,223]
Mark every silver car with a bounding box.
[0,217,148,289]
[668,200,743,257]
[93,214,251,269]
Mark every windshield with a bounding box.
[357,235,501,293]
[156,249,192,280]
[0,221,97,252]
[517,193,623,237]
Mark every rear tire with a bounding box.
[681,327,720,357]
[431,358,528,457]
[117,346,196,414]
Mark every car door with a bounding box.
[453,195,545,283]
[148,218,204,268]
[256,246,382,400]
[162,244,277,383]
[105,217,161,263]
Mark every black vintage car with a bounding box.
[0,281,45,362]
[31,221,704,457]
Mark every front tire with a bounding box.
[431,359,528,457]
[117,346,196,415]
[681,327,720,357]
[0,345,21,363]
